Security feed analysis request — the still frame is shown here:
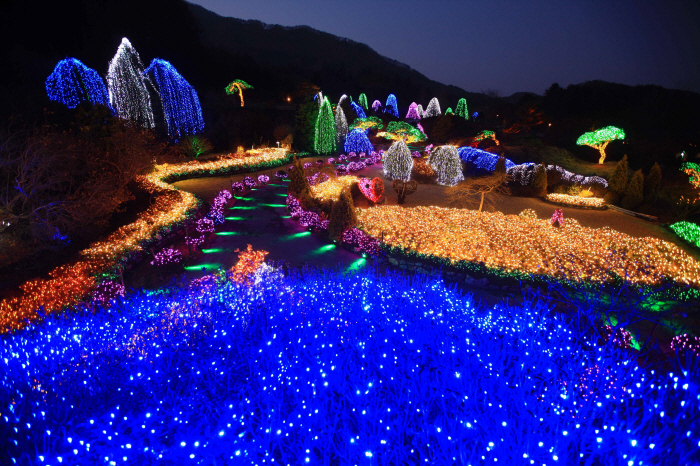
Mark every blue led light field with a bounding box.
[1,267,697,465]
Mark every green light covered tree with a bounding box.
[455,98,468,119]
[383,140,413,181]
[428,145,464,186]
[358,93,369,110]
[445,108,453,115]
[314,96,337,155]
[576,126,625,164]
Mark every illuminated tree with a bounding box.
[314,96,337,155]
[344,128,373,154]
[532,163,548,196]
[474,130,500,146]
[406,102,421,119]
[288,157,312,202]
[428,145,464,186]
[383,140,413,181]
[425,97,441,117]
[621,169,644,209]
[144,59,204,140]
[107,37,154,128]
[380,121,426,143]
[392,179,418,204]
[350,117,383,132]
[455,98,468,119]
[372,100,382,112]
[384,94,398,117]
[448,163,509,212]
[358,93,369,110]
[445,108,453,114]
[351,101,367,119]
[225,79,254,107]
[45,58,111,110]
[576,126,625,164]
[416,104,425,118]
[335,95,349,146]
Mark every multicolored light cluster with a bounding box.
[356,205,700,288]
[45,58,111,109]
[225,79,253,107]
[0,148,289,332]
[545,193,607,208]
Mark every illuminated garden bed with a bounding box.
[357,205,700,291]
[544,193,607,209]
[670,221,700,249]
[2,266,696,465]
[0,148,291,333]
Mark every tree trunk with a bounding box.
[479,192,485,212]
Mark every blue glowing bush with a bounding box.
[344,128,374,155]
[45,58,111,109]
[384,94,398,117]
[351,101,367,119]
[1,267,698,465]
[458,146,516,171]
[144,58,204,140]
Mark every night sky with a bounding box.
[188,0,700,96]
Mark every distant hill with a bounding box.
[0,0,491,121]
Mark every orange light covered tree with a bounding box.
[225,79,254,106]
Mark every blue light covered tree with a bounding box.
[45,58,111,110]
[351,101,367,119]
[344,128,374,154]
[144,59,204,140]
[384,94,398,117]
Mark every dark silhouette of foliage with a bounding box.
[622,169,644,210]
[645,162,661,201]
[328,189,357,240]
[608,154,629,196]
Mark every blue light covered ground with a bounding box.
[2,266,698,465]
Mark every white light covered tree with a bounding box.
[383,140,413,181]
[107,37,155,128]
[428,145,464,186]
[416,104,425,118]
[335,95,348,146]
[425,97,441,118]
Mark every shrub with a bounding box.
[608,154,629,196]
[645,162,661,201]
[531,162,548,196]
[327,189,357,240]
[621,169,644,210]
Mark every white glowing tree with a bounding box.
[335,95,349,146]
[428,145,464,186]
[383,140,413,181]
[107,38,155,128]
[425,97,441,118]
[416,104,425,118]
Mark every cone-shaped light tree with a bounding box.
[314,96,337,155]
[445,108,453,114]
[225,79,254,107]
[417,104,425,118]
[428,145,464,186]
[455,98,468,119]
[344,128,374,154]
[144,59,204,140]
[383,140,413,181]
[576,126,625,164]
[107,37,155,128]
[406,102,421,119]
[46,58,111,109]
[384,94,398,117]
[425,97,441,117]
[335,95,349,146]
[358,93,369,110]
[372,100,382,112]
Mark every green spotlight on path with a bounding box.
[184,263,222,272]
[231,206,259,210]
[260,203,286,208]
[202,248,224,254]
[275,193,287,197]
[232,197,254,201]
[281,216,291,219]
[347,258,367,272]
[311,244,336,255]
[216,231,240,236]
[225,216,246,221]
[280,231,311,241]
